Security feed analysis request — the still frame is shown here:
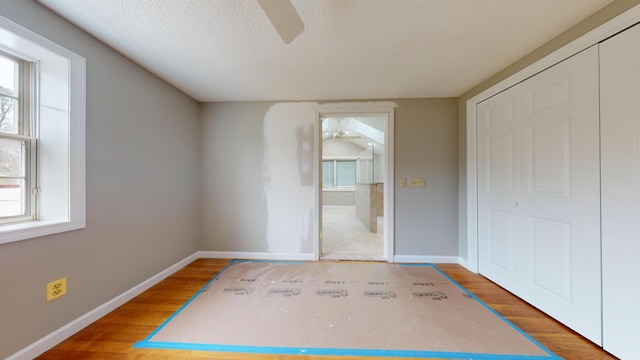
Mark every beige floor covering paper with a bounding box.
[135,260,558,359]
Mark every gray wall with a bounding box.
[0,1,202,358]
[323,137,364,157]
[0,2,459,357]
[201,99,458,257]
[202,101,318,255]
[457,0,640,262]
[394,99,458,256]
[201,102,272,252]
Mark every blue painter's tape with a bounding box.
[399,262,434,267]
[133,340,556,359]
[138,259,237,342]
[135,260,560,359]
[429,265,562,360]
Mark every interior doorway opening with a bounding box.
[318,113,389,261]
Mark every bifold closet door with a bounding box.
[600,22,640,360]
[477,46,601,344]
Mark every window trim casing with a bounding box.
[0,15,86,245]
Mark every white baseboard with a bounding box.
[393,255,460,264]
[7,252,199,360]
[198,250,316,261]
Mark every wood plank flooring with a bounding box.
[36,259,617,360]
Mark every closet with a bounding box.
[476,22,640,359]
[476,46,602,345]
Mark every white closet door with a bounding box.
[478,46,601,344]
[477,83,524,295]
[601,22,640,360]
[519,46,601,344]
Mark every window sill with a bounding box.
[322,188,356,192]
[0,219,85,245]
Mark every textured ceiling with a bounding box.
[38,0,613,102]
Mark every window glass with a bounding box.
[0,55,17,95]
[0,178,25,217]
[323,159,356,189]
[0,97,18,134]
[0,138,27,217]
[322,161,334,188]
[0,52,31,221]
[0,56,19,135]
[336,160,356,188]
[0,138,25,177]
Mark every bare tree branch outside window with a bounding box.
[0,86,15,132]
[0,86,20,179]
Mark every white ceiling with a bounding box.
[38,0,613,102]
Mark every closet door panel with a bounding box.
[477,92,524,293]
[478,46,601,345]
[601,22,640,360]
[519,46,601,344]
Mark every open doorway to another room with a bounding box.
[319,114,387,261]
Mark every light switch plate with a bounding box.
[408,178,426,187]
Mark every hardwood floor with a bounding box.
[36,259,617,360]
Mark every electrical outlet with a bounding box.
[46,277,67,302]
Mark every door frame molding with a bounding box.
[314,104,395,261]
[463,4,640,273]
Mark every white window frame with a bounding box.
[0,52,36,224]
[0,15,86,245]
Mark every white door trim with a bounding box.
[464,3,640,273]
[315,103,395,261]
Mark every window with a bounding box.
[322,160,356,189]
[0,15,86,244]
[322,161,334,188]
[0,51,36,224]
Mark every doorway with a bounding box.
[317,110,394,261]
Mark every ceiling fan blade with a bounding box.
[332,133,361,140]
[257,0,305,44]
